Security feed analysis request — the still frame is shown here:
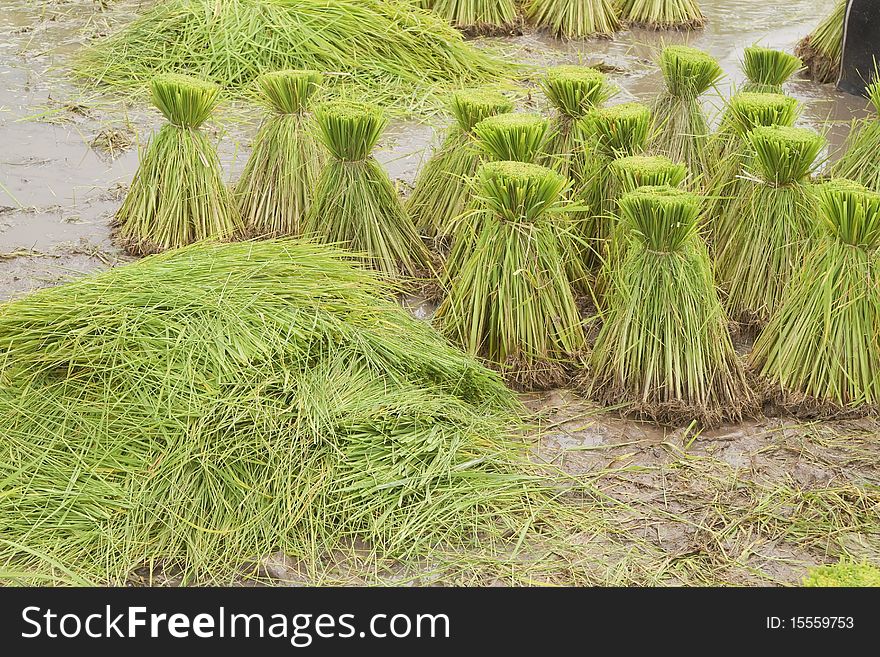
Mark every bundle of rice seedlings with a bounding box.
[832,77,880,191]
[114,73,241,255]
[617,0,705,29]
[803,560,880,587]
[304,101,431,278]
[706,91,801,243]
[795,0,846,84]
[407,89,514,238]
[429,0,519,35]
[741,45,802,94]
[74,0,513,116]
[540,65,615,179]
[585,185,753,425]
[524,0,620,39]
[715,126,825,328]
[651,45,723,175]
[749,179,880,416]
[236,70,324,237]
[435,161,586,388]
[0,239,556,584]
[472,112,552,163]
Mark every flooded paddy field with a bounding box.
[1,0,877,586]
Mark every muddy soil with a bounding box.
[1,0,877,586]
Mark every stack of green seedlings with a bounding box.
[427,0,519,35]
[585,185,753,425]
[407,89,514,239]
[833,76,880,190]
[304,101,431,279]
[803,560,880,587]
[541,65,616,181]
[75,0,512,116]
[577,102,652,263]
[650,45,723,177]
[0,239,563,585]
[741,45,802,94]
[524,0,620,38]
[750,179,880,417]
[715,125,825,329]
[796,0,846,83]
[236,70,324,237]
[706,91,801,246]
[616,0,704,29]
[597,154,689,297]
[436,161,585,388]
[115,73,241,255]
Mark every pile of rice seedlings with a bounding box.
[803,560,880,587]
[303,101,431,278]
[585,185,753,425]
[0,239,557,585]
[832,77,880,190]
[473,112,552,163]
[435,161,586,388]
[115,73,241,255]
[524,0,620,38]
[706,91,801,242]
[541,65,615,179]
[750,179,880,417]
[715,126,825,328]
[651,45,723,176]
[236,70,324,237]
[741,45,802,94]
[617,0,705,29]
[795,0,846,84]
[407,89,514,238]
[74,0,513,116]
[427,0,519,35]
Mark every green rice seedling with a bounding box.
[586,185,754,425]
[749,179,880,416]
[706,91,800,245]
[651,45,723,176]
[832,77,880,191]
[716,126,825,328]
[236,70,324,237]
[796,0,846,83]
[472,112,552,163]
[114,73,241,255]
[0,239,563,584]
[803,560,880,587]
[74,0,513,117]
[741,45,802,94]
[304,101,431,278]
[407,89,514,238]
[617,0,704,29]
[540,65,615,180]
[436,161,586,388]
[429,0,519,34]
[524,0,620,38]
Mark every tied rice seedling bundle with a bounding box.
[741,45,802,94]
[597,154,688,298]
[115,73,241,255]
[74,0,513,116]
[617,0,705,29]
[585,185,754,425]
[832,77,880,191]
[304,101,431,278]
[541,65,616,180]
[651,45,723,176]
[236,70,324,237]
[796,0,846,83]
[706,91,800,243]
[407,89,514,238]
[436,161,586,388]
[428,0,519,35]
[749,179,880,417]
[0,240,555,584]
[524,0,620,38]
[716,125,825,328]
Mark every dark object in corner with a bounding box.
[838,0,880,95]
